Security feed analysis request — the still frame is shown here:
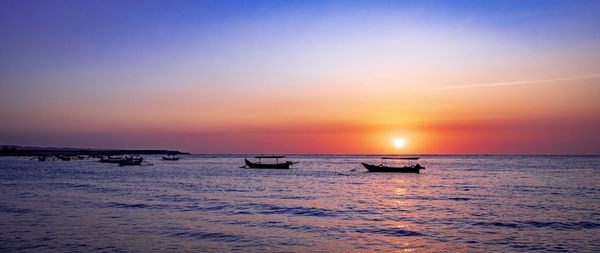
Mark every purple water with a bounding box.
[1,155,599,252]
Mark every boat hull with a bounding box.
[119,158,143,166]
[56,155,71,161]
[361,163,422,173]
[99,158,122,163]
[245,159,290,169]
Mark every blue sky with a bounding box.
[2,0,598,69]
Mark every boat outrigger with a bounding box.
[244,155,297,169]
[361,157,425,173]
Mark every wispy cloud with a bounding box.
[429,74,600,91]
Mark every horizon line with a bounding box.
[2,144,598,156]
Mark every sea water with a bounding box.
[1,155,599,252]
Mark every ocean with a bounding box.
[1,155,599,252]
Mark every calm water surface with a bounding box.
[1,155,599,252]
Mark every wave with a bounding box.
[0,205,32,214]
[473,221,600,230]
[354,227,424,237]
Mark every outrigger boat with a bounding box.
[244,155,297,169]
[98,155,147,166]
[119,156,144,166]
[361,157,425,173]
[56,155,71,161]
[99,156,124,163]
[162,155,179,161]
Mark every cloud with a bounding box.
[429,73,600,91]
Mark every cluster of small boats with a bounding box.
[34,155,86,162]
[98,155,179,166]
[36,154,181,166]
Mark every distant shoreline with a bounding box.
[1,145,597,157]
[0,145,189,156]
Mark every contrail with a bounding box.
[429,73,600,91]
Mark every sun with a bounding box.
[393,138,406,149]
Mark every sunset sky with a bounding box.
[1,0,599,154]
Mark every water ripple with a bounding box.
[355,227,424,237]
[1,155,599,252]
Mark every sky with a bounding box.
[1,0,599,154]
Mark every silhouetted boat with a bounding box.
[119,157,144,166]
[56,155,71,161]
[99,156,123,163]
[361,157,424,173]
[244,155,296,169]
[162,155,179,161]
